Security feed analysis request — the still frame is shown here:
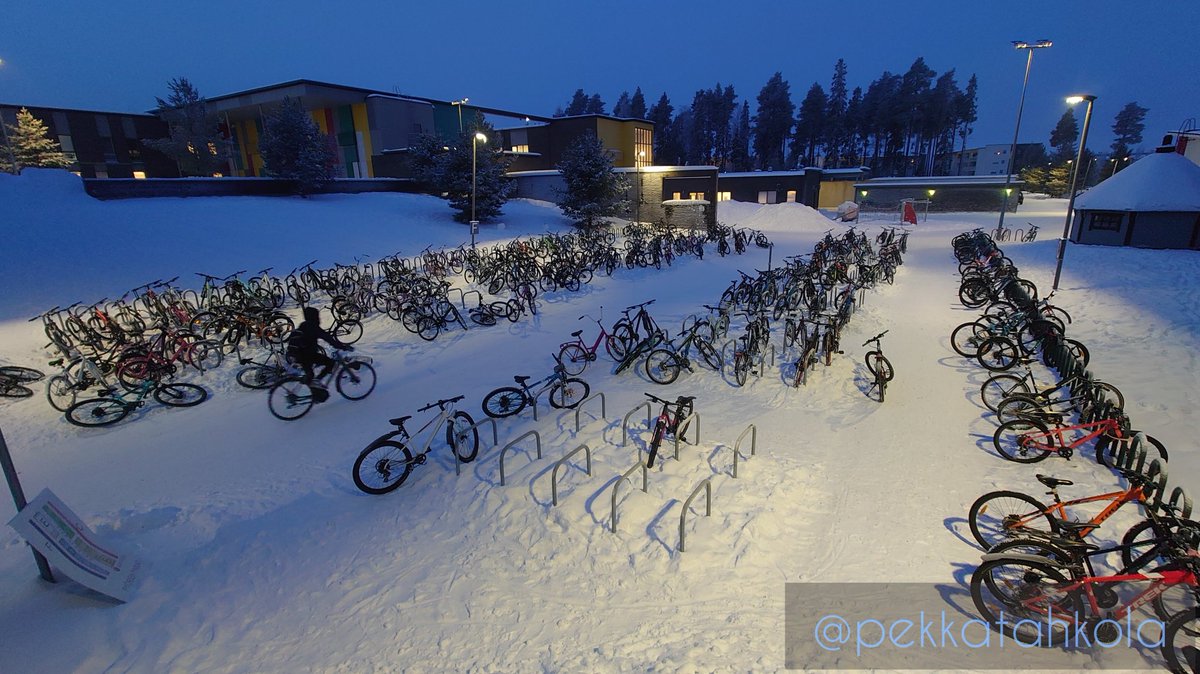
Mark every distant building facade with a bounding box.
[854,175,1024,212]
[949,143,1043,176]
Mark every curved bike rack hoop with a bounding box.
[1144,459,1169,508]
[1167,486,1193,519]
[460,289,482,308]
[678,477,712,552]
[551,443,592,506]
[758,344,776,370]
[671,412,701,461]
[621,401,653,446]
[610,460,648,533]
[445,287,467,307]
[450,416,499,476]
[574,392,606,433]
[732,424,757,478]
[1115,432,1148,474]
[498,430,542,486]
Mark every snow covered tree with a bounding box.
[562,90,589,116]
[753,72,794,170]
[439,117,515,223]
[144,77,228,176]
[556,131,628,228]
[3,108,72,172]
[1049,109,1078,162]
[258,97,337,195]
[408,133,450,192]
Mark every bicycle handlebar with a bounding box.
[417,395,466,412]
[862,330,889,347]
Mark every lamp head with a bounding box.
[474,132,488,142]
[1066,94,1096,104]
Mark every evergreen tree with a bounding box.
[729,101,753,171]
[898,58,936,174]
[629,87,648,120]
[844,86,865,166]
[440,115,515,222]
[823,59,848,166]
[925,70,960,174]
[1109,101,1148,166]
[752,72,794,170]
[1019,165,1049,195]
[556,131,628,228]
[956,74,978,158]
[1049,109,1079,162]
[585,93,606,115]
[791,82,828,167]
[613,91,632,118]
[563,90,590,116]
[408,133,450,192]
[3,108,72,172]
[144,77,228,176]
[1044,162,1072,197]
[648,93,685,165]
[258,97,337,195]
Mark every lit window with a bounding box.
[634,127,652,167]
[757,190,776,204]
[717,191,731,202]
[672,192,682,200]
[689,192,706,201]
[786,190,797,202]
[510,144,529,153]
[211,172,224,178]
[133,171,147,179]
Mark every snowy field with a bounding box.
[1,172,1197,672]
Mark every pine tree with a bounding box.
[629,87,648,120]
[144,77,228,176]
[1019,165,1049,195]
[408,133,450,192]
[585,93,606,115]
[730,101,752,171]
[1110,101,1148,168]
[4,108,72,172]
[556,131,628,228]
[648,93,685,165]
[753,72,794,170]
[823,59,848,166]
[1045,162,1072,197]
[791,83,827,167]
[613,91,632,118]
[844,86,865,166]
[563,90,589,116]
[956,75,978,158]
[440,115,515,222]
[1049,109,1079,162]
[258,97,337,195]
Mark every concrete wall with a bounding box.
[83,177,420,200]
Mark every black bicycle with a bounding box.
[863,330,893,402]
[644,392,696,468]
[267,350,377,421]
[481,365,590,418]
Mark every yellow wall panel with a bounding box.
[352,103,373,177]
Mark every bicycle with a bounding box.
[351,395,480,494]
[0,366,45,399]
[267,350,377,421]
[556,310,621,375]
[991,406,1164,465]
[480,365,590,418]
[609,300,661,359]
[980,362,1124,415]
[65,379,207,427]
[643,392,696,468]
[862,330,893,402]
[644,323,721,385]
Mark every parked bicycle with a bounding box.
[0,365,45,400]
[351,395,479,494]
[556,310,621,375]
[267,350,376,420]
[862,330,893,402]
[643,392,696,468]
[65,379,207,427]
[480,365,590,418]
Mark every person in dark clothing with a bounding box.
[287,307,352,388]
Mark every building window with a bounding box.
[672,192,682,200]
[511,144,529,153]
[717,191,731,202]
[786,190,797,202]
[96,115,112,138]
[121,117,137,138]
[94,166,108,179]
[1088,211,1123,232]
[634,127,652,167]
[758,190,776,204]
[58,135,77,163]
[688,192,706,201]
[133,171,147,179]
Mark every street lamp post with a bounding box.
[1052,94,1096,291]
[635,150,645,224]
[451,98,469,134]
[471,131,487,249]
[999,39,1053,228]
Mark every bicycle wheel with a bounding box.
[645,349,682,385]
[1017,319,1063,355]
[970,557,1075,644]
[994,394,1049,424]
[606,326,634,360]
[471,311,497,327]
[153,383,207,407]
[1163,608,1200,673]
[45,374,78,412]
[187,339,225,372]
[646,420,666,468]
[66,398,131,427]
[992,418,1054,463]
[331,319,364,345]
[445,411,479,462]
[548,378,590,409]
[0,382,34,398]
[481,386,526,418]
[416,317,440,341]
[732,353,749,387]
[237,364,281,389]
[336,360,376,400]
[267,379,314,421]
[865,352,894,382]
[261,314,294,345]
[950,321,986,358]
[977,336,1020,372]
[0,366,44,382]
[557,344,589,376]
[981,374,1031,413]
[352,440,414,494]
[1091,381,1125,411]
[695,338,721,370]
[967,490,1057,549]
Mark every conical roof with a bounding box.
[1075,152,1200,212]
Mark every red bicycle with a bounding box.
[556,310,622,375]
[644,392,695,468]
[991,408,1167,465]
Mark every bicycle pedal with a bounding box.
[414,454,427,465]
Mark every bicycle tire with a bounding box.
[445,411,479,462]
[352,440,414,494]
[65,398,131,427]
[695,338,721,370]
[981,374,1031,413]
[481,386,526,418]
[332,320,364,345]
[416,317,440,341]
[548,378,590,409]
[268,379,314,421]
[336,360,376,400]
[1162,607,1200,672]
[646,420,666,468]
[992,418,1054,463]
[0,382,34,398]
[45,374,78,411]
[950,322,986,358]
[977,336,1020,372]
[732,353,749,387]
[557,344,589,376]
[188,339,225,372]
[970,557,1075,644]
[236,364,282,390]
[865,352,894,382]
[153,383,208,407]
[967,490,1058,549]
[645,349,681,385]
[0,366,44,382]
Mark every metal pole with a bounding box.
[0,427,55,582]
[998,48,1035,228]
[1053,97,1095,291]
[471,135,477,238]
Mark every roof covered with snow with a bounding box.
[855,175,1021,188]
[1074,151,1200,212]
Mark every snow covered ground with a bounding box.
[0,172,1196,672]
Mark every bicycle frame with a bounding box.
[1023,417,1121,457]
[1007,485,1146,540]
[561,318,609,357]
[1008,566,1196,625]
[379,404,460,460]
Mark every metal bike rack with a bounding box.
[758,344,776,370]
[1167,487,1193,519]
[574,391,606,433]
[450,417,499,476]
[460,289,482,308]
[610,460,648,533]
[446,287,467,307]
[671,412,701,461]
[1145,459,1169,507]
[498,430,542,486]
[732,424,757,478]
[678,478,712,552]
[621,401,653,447]
[551,443,592,506]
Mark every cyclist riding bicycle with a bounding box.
[286,307,353,400]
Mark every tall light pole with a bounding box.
[0,58,18,174]
[451,98,469,134]
[998,39,1052,228]
[1052,94,1095,291]
[635,150,645,224]
[470,131,487,249]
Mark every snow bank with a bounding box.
[717,199,837,233]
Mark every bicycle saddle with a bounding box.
[675,395,696,404]
[514,375,530,383]
[571,330,583,337]
[1036,474,1072,489]
[389,416,411,427]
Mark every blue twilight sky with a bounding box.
[1,0,1197,155]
